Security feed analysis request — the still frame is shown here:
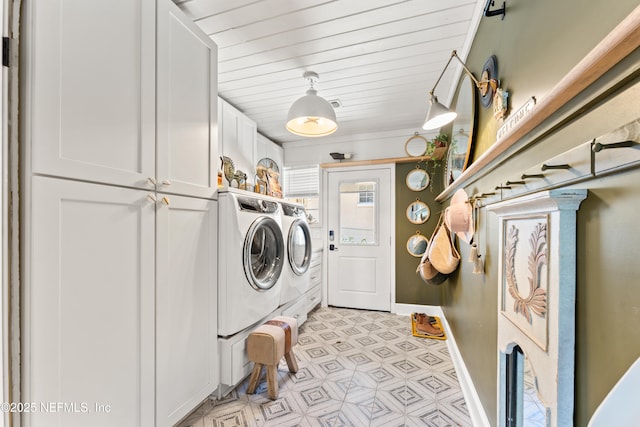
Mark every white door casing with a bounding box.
[326,166,393,311]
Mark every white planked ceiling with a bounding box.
[174,0,485,145]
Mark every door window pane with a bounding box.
[339,181,377,245]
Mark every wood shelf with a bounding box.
[435,5,640,202]
[320,147,448,169]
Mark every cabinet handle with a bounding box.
[161,196,170,206]
[147,177,157,186]
[146,194,157,203]
[161,179,171,186]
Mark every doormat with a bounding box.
[411,313,446,340]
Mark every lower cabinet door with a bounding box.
[155,194,218,426]
[27,176,156,427]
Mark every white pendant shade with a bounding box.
[422,95,457,130]
[286,72,337,137]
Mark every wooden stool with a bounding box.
[246,316,298,400]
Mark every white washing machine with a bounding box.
[279,201,313,306]
[218,188,285,337]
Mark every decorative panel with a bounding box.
[488,189,587,427]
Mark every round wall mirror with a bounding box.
[407,233,429,257]
[406,167,430,191]
[404,133,428,157]
[406,200,430,224]
[444,74,476,185]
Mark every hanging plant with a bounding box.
[432,133,449,148]
[425,133,449,169]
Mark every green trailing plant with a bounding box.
[424,133,449,171]
[432,133,449,148]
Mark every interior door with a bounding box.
[327,167,392,311]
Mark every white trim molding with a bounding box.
[396,303,491,427]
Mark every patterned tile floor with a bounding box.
[179,307,472,427]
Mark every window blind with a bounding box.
[283,165,320,198]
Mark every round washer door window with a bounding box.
[244,216,284,291]
[288,219,312,275]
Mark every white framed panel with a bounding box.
[27,0,156,189]
[26,177,155,427]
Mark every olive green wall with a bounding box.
[395,161,444,305]
[440,1,640,426]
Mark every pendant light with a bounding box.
[286,71,337,137]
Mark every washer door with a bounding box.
[288,219,312,275]
[243,216,284,290]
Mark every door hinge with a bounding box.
[3,37,10,67]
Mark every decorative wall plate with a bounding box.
[257,158,280,176]
[480,55,498,108]
[221,156,235,182]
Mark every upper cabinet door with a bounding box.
[28,0,156,190]
[156,0,218,199]
[220,99,257,181]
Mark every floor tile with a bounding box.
[178,306,473,427]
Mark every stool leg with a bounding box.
[284,349,298,373]
[266,365,279,400]
[247,363,263,394]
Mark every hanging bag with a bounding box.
[428,209,461,274]
[416,213,449,285]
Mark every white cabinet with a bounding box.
[23,1,220,426]
[219,98,257,179]
[27,177,156,427]
[256,133,284,172]
[156,195,218,426]
[307,249,323,313]
[28,0,156,190]
[28,0,219,199]
[157,0,218,199]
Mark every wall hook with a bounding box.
[541,163,571,171]
[591,140,636,153]
[495,185,511,190]
[521,173,545,179]
[505,180,525,186]
[484,0,506,19]
[480,192,496,197]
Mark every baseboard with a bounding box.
[393,303,441,317]
[438,312,492,427]
[395,303,491,427]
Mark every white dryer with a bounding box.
[279,201,312,306]
[218,188,285,337]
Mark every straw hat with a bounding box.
[445,188,474,244]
